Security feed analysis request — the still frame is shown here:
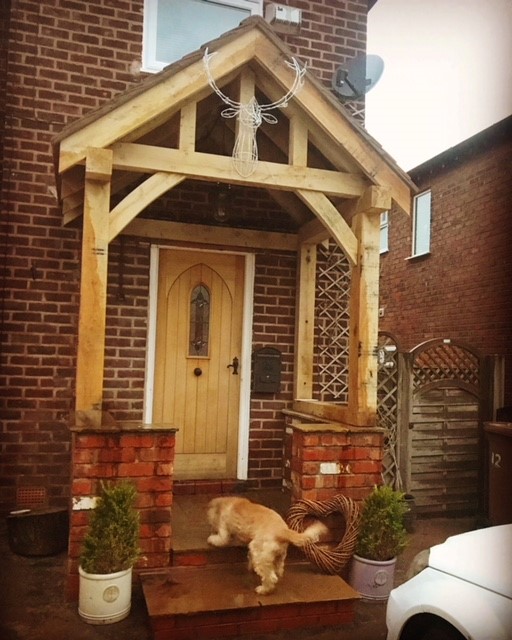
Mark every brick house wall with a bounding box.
[379,117,512,406]
[0,0,368,512]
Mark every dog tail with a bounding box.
[283,520,328,547]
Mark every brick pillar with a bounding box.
[283,416,383,503]
[67,423,176,600]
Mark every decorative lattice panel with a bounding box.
[412,340,480,393]
[315,242,351,402]
[377,334,400,488]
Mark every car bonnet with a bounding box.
[428,524,512,598]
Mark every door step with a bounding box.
[141,562,359,640]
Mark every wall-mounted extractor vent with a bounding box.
[265,3,302,27]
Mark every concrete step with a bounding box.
[141,561,359,640]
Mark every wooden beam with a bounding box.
[122,218,298,251]
[179,103,197,153]
[266,189,310,225]
[296,189,358,266]
[289,116,308,166]
[254,33,413,214]
[347,209,382,426]
[294,243,316,399]
[75,148,112,422]
[298,185,391,245]
[108,172,185,242]
[57,29,259,173]
[111,143,367,198]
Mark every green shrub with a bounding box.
[355,485,409,561]
[80,481,140,574]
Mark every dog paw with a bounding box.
[255,585,274,595]
[207,534,223,546]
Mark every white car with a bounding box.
[386,524,512,640]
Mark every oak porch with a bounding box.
[54,18,414,435]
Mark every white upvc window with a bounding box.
[143,0,263,72]
[412,190,431,257]
[380,211,389,254]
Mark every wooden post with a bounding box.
[75,148,113,426]
[348,187,391,426]
[294,243,316,399]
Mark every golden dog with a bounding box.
[207,496,327,594]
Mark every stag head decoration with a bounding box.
[203,48,307,177]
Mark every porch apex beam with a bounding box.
[111,143,367,198]
[296,189,358,266]
[56,28,259,173]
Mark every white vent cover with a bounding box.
[265,3,302,26]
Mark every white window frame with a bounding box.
[380,210,389,254]
[143,0,263,73]
[411,190,432,257]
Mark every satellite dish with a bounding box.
[332,54,384,101]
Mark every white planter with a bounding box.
[78,565,132,624]
[349,554,397,601]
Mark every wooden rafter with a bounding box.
[110,143,367,197]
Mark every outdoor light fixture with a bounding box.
[214,184,231,223]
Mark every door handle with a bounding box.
[227,357,239,375]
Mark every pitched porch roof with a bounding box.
[53,16,415,264]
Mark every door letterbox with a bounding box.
[252,347,281,393]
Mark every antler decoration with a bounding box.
[203,48,307,177]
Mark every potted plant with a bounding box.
[78,481,140,625]
[349,484,409,600]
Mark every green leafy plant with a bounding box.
[80,481,140,574]
[355,485,409,561]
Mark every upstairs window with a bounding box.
[143,0,263,72]
[412,190,431,257]
[380,211,389,254]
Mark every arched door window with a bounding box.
[189,284,210,356]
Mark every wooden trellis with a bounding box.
[412,340,480,392]
[315,241,351,403]
[377,333,400,488]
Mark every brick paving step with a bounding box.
[141,561,359,640]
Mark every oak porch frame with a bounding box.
[57,18,414,431]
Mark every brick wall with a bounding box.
[1,0,368,512]
[273,0,367,84]
[379,122,512,405]
[249,250,297,488]
[67,426,176,600]
[283,421,383,503]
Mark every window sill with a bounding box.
[405,251,431,261]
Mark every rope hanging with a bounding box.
[287,494,361,575]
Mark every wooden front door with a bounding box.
[153,249,245,479]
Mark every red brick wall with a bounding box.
[249,250,297,488]
[379,126,512,405]
[1,0,368,512]
[274,0,367,84]
[67,427,176,600]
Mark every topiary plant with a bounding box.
[80,481,140,574]
[355,485,409,561]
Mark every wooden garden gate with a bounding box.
[377,336,503,516]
